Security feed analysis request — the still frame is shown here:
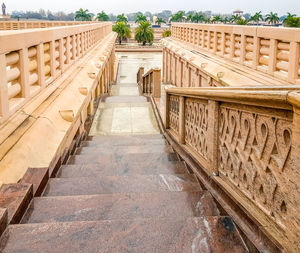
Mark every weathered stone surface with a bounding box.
[0,183,32,224]
[20,167,49,197]
[0,208,7,237]
[0,217,247,253]
[44,174,201,196]
[21,191,219,223]
[58,160,187,177]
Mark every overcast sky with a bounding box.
[4,0,300,16]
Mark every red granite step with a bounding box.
[81,137,167,147]
[43,174,201,197]
[75,144,173,155]
[21,191,220,224]
[0,184,33,224]
[67,152,179,165]
[58,160,187,178]
[0,217,248,253]
[87,134,166,146]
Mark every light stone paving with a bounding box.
[89,52,162,136]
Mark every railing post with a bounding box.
[59,38,64,72]
[179,96,185,144]
[49,40,56,77]
[253,36,260,69]
[37,43,45,88]
[268,39,278,75]
[19,48,30,97]
[152,68,161,98]
[0,54,8,117]
[288,42,299,83]
[207,100,219,174]
[165,91,170,129]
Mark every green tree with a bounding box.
[286,12,296,19]
[170,11,185,22]
[250,11,263,24]
[283,16,300,27]
[236,18,248,25]
[97,11,109,21]
[162,29,171,37]
[212,15,222,23]
[230,14,241,23]
[75,8,91,21]
[265,12,280,25]
[135,21,154,45]
[191,13,205,23]
[117,13,128,23]
[112,21,131,44]
[186,13,193,22]
[135,13,147,23]
[156,18,166,25]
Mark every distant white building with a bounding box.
[233,9,244,16]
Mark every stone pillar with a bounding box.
[152,68,161,98]
[37,43,45,87]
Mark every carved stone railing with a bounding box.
[165,86,300,252]
[137,66,144,85]
[138,68,161,98]
[171,23,300,84]
[0,21,100,30]
[0,23,112,123]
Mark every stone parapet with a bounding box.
[171,23,300,84]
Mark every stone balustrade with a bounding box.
[0,23,112,123]
[137,67,161,98]
[171,23,300,84]
[165,85,300,252]
[0,20,100,30]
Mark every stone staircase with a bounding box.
[0,134,249,252]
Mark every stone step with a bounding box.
[81,137,167,147]
[67,152,179,165]
[87,134,164,141]
[75,144,173,155]
[21,191,220,224]
[58,160,187,178]
[43,174,201,197]
[104,96,147,103]
[0,217,248,253]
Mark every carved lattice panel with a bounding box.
[218,105,293,228]
[169,95,179,134]
[185,98,209,160]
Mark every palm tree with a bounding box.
[75,8,91,21]
[236,18,248,25]
[286,12,296,19]
[283,16,300,27]
[250,11,263,24]
[187,13,194,22]
[156,18,166,26]
[230,14,241,23]
[97,11,109,21]
[222,16,230,24]
[265,12,280,25]
[135,13,147,23]
[212,15,222,23]
[135,21,154,46]
[117,13,128,23]
[112,21,131,44]
[191,13,205,23]
[170,11,185,22]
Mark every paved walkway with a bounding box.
[90,52,161,136]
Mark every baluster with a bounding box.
[59,38,64,72]
[50,40,56,77]
[0,54,9,117]
[253,36,261,69]
[268,39,278,75]
[19,48,30,96]
[37,43,45,87]
[288,42,300,83]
